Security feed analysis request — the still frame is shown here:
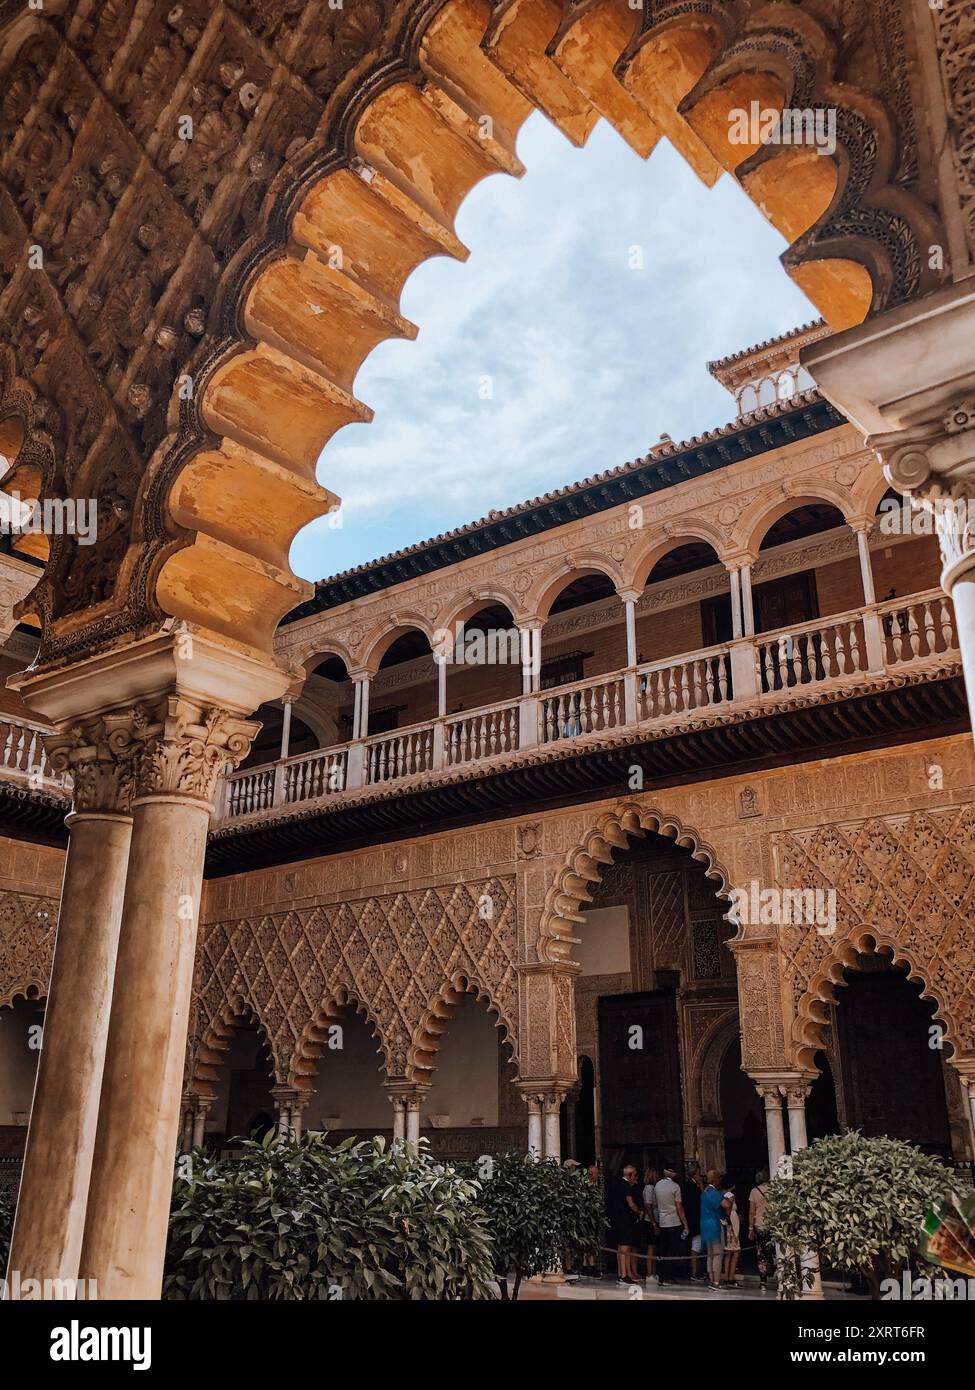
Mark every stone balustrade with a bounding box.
[215,588,959,825]
[0,714,65,794]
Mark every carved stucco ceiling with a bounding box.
[0,0,949,667]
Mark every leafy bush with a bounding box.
[764,1131,957,1298]
[165,1132,496,1300]
[462,1153,605,1300]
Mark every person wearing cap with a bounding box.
[652,1165,688,1285]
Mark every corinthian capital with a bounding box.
[127,696,259,805]
[44,711,143,815]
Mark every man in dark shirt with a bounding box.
[609,1164,642,1285]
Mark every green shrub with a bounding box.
[164,1132,496,1300]
[764,1131,958,1298]
[461,1153,606,1300]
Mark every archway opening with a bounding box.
[421,991,520,1159]
[447,602,522,715]
[718,1038,766,1193]
[300,1003,389,1141]
[204,1020,277,1152]
[0,994,44,1171]
[641,540,729,657]
[575,828,736,1181]
[830,956,955,1163]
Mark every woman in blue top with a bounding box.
[700,1172,727,1290]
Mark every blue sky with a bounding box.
[290,111,816,583]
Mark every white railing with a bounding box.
[284,748,348,801]
[878,591,955,666]
[757,611,869,692]
[226,765,276,818]
[447,701,520,764]
[365,724,434,784]
[637,646,732,719]
[214,588,959,823]
[541,674,626,744]
[0,715,64,792]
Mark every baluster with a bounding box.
[847,621,861,673]
[677,662,690,711]
[921,601,936,658]
[690,660,704,709]
[907,607,921,658]
[940,598,954,651]
[718,654,730,702]
[889,609,904,663]
[775,636,789,687]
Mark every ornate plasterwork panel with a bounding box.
[0,886,56,1008]
[189,873,518,1087]
[777,806,975,1056]
[934,0,975,261]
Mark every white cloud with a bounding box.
[291,112,816,581]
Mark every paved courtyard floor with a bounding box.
[517,1274,862,1301]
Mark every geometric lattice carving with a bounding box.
[778,807,975,1060]
[692,919,721,980]
[0,888,56,1008]
[189,876,518,1089]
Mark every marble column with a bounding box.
[741,564,755,637]
[78,699,260,1297]
[621,592,638,666]
[542,1091,564,1162]
[756,1084,787,1177]
[524,1094,543,1157]
[11,628,282,1301]
[389,1095,406,1142]
[191,1099,211,1150]
[279,697,293,761]
[405,1092,423,1146]
[854,523,877,606]
[729,566,743,639]
[782,1080,823,1300]
[6,724,136,1292]
[359,678,370,739]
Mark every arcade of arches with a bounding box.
[1,0,975,1301]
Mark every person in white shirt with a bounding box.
[653,1167,688,1285]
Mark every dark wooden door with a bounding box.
[598,991,684,1175]
[753,569,818,634]
[836,970,951,1160]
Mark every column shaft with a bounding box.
[79,796,211,1300]
[359,679,370,739]
[624,598,637,667]
[730,567,743,639]
[855,527,876,605]
[279,699,293,761]
[543,1100,561,1162]
[526,1098,543,1157]
[759,1087,787,1175]
[7,812,132,1290]
[740,564,755,637]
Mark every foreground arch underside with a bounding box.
[0,0,956,660]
